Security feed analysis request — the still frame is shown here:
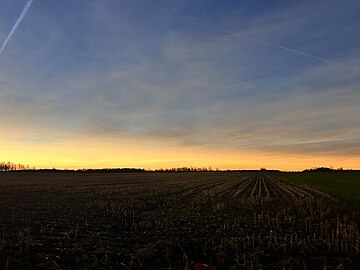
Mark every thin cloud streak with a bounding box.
[181,16,355,70]
[0,0,34,56]
[243,35,350,68]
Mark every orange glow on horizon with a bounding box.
[1,133,359,171]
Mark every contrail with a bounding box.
[240,34,348,68]
[179,17,354,70]
[0,0,34,56]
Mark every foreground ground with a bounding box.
[0,171,359,269]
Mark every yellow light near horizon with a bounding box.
[1,134,359,171]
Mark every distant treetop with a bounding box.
[0,161,34,171]
[302,167,344,172]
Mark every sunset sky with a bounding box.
[0,0,359,170]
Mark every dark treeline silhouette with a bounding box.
[4,163,358,173]
[0,161,34,171]
[303,167,336,172]
[31,168,146,173]
[77,168,145,173]
[155,167,213,172]
[31,167,220,173]
[0,164,281,173]
[302,167,359,172]
[153,167,280,172]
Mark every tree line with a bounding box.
[0,161,34,171]
[154,167,215,172]
[303,167,344,172]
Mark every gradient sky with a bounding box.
[0,0,359,170]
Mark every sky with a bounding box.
[0,0,359,170]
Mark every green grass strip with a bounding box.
[274,171,360,207]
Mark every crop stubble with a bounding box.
[0,171,359,269]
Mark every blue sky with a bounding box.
[0,0,359,169]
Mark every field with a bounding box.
[275,171,360,207]
[0,171,359,269]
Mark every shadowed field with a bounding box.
[0,171,359,269]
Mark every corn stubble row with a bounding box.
[0,172,359,269]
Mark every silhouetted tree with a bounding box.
[0,161,33,171]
